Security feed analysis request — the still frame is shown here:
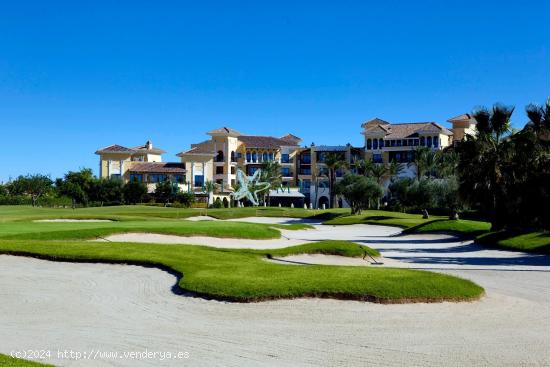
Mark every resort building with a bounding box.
[176,127,302,197]
[94,113,475,206]
[95,140,186,192]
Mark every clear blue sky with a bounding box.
[1,0,549,181]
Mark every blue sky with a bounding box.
[1,0,549,181]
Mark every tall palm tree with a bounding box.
[526,98,550,144]
[260,161,282,205]
[323,152,348,208]
[369,163,387,185]
[412,146,439,180]
[456,103,514,230]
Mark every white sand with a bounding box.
[4,217,550,366]
[35,219,113,223]
[267,254,379,266]
[1,255,550,367]
[184,215,218,221]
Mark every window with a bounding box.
[216,166,224,174]
[281,167,290,176]
[427,136,432,147]
[301,180,311,192]
[414,139,419,146]
[301,154,311,164]
[216,150,224,162]
[252,152,257,162]
[230,166,235,174]
[173,175,184,184]
[246,152,251,162]
[433,136,439,147]
[148,174,166,183]
[300,168,311,175]
[373,154,383,163]
[390,140,396,147]
[230,151,236,162]
[396,140,402,147]
[268,153,274,161]
[420,137,425,146]
[248,166,259,175]
[379,139,384,148]
[366,139,372,150]
[130,174,143,182]
[373,139,378,149]
[263,152,268,162]
[194,175,204,187]
[281,154,290,163]
[237,152,242,159]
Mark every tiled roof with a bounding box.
[176,140,216,156]
[361,118,391,128]
[280,134,302,145]
[96,141,165,155]
[128,162,186,174]
[447,113,476,123]
[96,144,134,153]
[364,121,453,139]
[239,135,290,149]
[207,127,242,136]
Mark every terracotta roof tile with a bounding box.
[128,162,186,174]
[280,134,302,145]
[239,135,290,149]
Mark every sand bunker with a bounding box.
[267,254,380,266]
[94,232,312,249]
[34,219,113,223]
[184,216,219,221]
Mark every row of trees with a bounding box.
[1,168,196,208]
[456,101,550,231]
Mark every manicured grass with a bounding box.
[0,239,483,303]
[0,220,282,241]
[0,355,52,367]
[476,231,550,253]
[323,210,439,228]
[267,240,380,258]
[0,205,485,303]
[405,219,491,237]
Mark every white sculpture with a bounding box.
[231,169,270,206]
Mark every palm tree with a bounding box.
[526,98,550,144]
[323,152,348,208]
[203,180,215,214]
[369,163,387,185]
[436,150,459,178]
[260,161,282,205]
[456,103,514,231]
[412,146,439,180]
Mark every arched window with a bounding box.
[420,137,425,146]
[216,150,224,162]
[379,139,384,148]
[230,151,236,162]
[427,136,432,147]
[263,152,268,162]
[433,136,439,147]
[268,153,274,161]
[246,152,251,162]
[252,152,257,162]
[373,139,378,149]
[367,139,372,150]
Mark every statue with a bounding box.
[231,169,270,206]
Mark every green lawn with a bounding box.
[0,205,484,303]
[476,231,550,253]
[0,355,52,367]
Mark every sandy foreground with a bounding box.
[1,217,550,366]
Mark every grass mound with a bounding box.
[267,240,380,258]
[0,355,52,367]
[476,231,550,253]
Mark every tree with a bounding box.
[155,180,179,204]
[123,181,148,204]
[7,174,53,207]
[456,103,514,230]
[335,174,383,215]
[323,152,348,208]
[90,178,124,206]
[55,168,95,208]
[260,161,282,204]
[525,98,550,143]
[411,147,439,180]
